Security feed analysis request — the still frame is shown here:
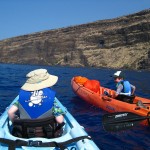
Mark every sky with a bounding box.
[0,0,150,41]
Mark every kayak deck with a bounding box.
[0,96,100,150]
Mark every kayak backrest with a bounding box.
[11,116,63,138]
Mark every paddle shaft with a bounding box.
[103,91,150,104]
[133,102,150,104]
[102,95,150,104]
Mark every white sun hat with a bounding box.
[21,69,58,91]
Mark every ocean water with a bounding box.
[0,63,150,150]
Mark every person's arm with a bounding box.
[112,84,123,98]
[131,84,136,95]
[7,105,18,122]
[53,100,64,124]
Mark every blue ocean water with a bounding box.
[0,63,150,150]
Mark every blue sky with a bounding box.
[0,0,150,40]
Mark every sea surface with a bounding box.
[0,63,150,150]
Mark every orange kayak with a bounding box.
[71,77,150,126]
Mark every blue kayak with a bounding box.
[0,96,100,150]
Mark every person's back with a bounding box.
[18,88,55,119]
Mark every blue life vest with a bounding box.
[18,88,55,119]
[117,80,131,96]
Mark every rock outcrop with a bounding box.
[0,9,150,69]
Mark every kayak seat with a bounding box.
[116,94,135,103]
[11,116,65,138]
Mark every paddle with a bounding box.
[102,112,150,132]
[134,102,150,105]
[103,91,150,105]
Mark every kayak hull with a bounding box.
[71,77,150,126]
[0,96,100,150]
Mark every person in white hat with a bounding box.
[111,71,136,103]
[8,68,64,123]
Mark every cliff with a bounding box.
[0,9,150,70]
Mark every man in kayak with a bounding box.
[7,69,64,137]
[111,71,136,103]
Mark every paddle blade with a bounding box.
[102,119,140,132]
[102,112,145,132]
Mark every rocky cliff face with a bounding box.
[0,9,150,69]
